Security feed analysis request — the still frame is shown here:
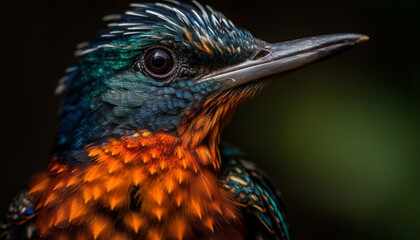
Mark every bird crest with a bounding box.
[73,1,256,58]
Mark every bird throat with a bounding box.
[28,130,244,240]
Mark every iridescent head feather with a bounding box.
[55,1,260,161]
[54,1,367,164]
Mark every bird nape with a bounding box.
[0,1,367,240]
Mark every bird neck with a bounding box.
[178,89,245,149]
[177,80,268,149]
[85,129,222,172]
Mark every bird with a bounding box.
[0,1,368,240]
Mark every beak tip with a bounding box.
[356,35,370,44]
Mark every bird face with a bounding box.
[55,1,367,158]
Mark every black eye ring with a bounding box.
[137,46,178,81]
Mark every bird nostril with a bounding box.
[252,49,270,60]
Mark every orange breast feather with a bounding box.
[28,130,244,240]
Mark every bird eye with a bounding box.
[143,48,174,79]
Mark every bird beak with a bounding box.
[198,33,369,90]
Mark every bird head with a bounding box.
[54,1,367,162]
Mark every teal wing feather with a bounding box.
[220,144,290,240]
[0,190,38,240]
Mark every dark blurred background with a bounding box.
[0,0,419,239]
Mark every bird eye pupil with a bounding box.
[152,54,166,69]
[144,48,174,78]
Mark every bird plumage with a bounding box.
[26,131,245,239]
[53,0,257,160]
[1,3,283,239]
[1,1,367,239]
